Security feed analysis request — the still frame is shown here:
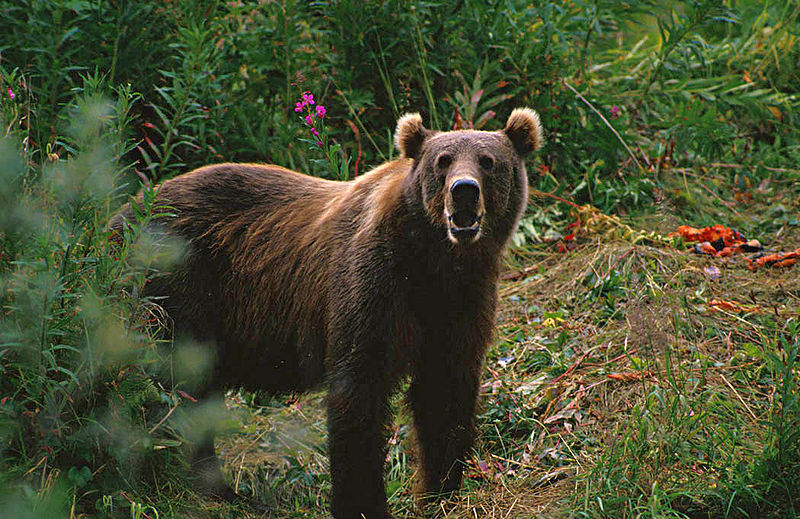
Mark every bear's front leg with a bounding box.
[409,320,489,510]
[327,366,393,519]
[409,359,481,504]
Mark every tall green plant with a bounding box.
[640,0,739,105]
[0,76,188,516]
[139,21,228,180]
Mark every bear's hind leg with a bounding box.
[190,429,236,501]
[180,385,236,501]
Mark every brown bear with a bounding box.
[110,108,542,518]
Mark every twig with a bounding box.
[501,265,539,282]
[563,80,644,172]
[147,402,178,435]
[119,491,154,519]
[602,249,632,280]
[720,373,758,422]
[24,455,47,476]
[603,347,640,367]
[636,145,653,169]
[709,162,800,175]
[551,350,593,385]
[345,119,362,178]
[674,163,800,175]
[529,188,582,209]
[502,497,519,518]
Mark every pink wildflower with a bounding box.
[293,91,326,148]
[610,105,620,119]
[7,88,14,100]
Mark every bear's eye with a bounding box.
[478,155,494,171]
[436,154,452,170]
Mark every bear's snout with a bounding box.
[450,178,480,208]
[446,177,484,244]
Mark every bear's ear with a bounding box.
[503,108,543,157]
[394,113,429,160]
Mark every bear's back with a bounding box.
[155,163,344,229]
[111,161,412,392]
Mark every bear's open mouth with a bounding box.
[450,210,481,229]
[448,210,482,241]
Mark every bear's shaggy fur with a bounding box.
[111,108,542,518]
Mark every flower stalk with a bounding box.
[294,91,349,180]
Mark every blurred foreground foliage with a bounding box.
[0,0,798,517]
[0,76,204,516]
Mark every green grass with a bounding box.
[1,0,799,517]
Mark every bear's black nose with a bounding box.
[450,178,480,209]
[449,178,482,238]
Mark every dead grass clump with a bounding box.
[445,477,572,518]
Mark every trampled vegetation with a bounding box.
[1,0,798,517]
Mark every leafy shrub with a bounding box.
[0,75,195,515]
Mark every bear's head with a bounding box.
[396,108,543,247]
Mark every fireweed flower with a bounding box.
[292,90,347,178]
[610,105,620,119]
[295,91,327,147]
[7,88,14,100]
